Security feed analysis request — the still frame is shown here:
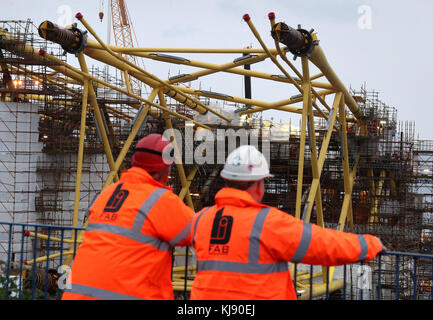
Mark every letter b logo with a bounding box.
[104,183,129,213]
[210,208,233,245]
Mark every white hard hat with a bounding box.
[220,145,273,181]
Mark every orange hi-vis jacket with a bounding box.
[190,188,384,300]
[62,167,193,300]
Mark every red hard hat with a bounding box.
[131,134,174,173]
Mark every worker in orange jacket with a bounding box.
[190,145,385,300]
[62,134,194,300]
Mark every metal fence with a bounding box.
[1,221,432,300]
[0,222,83,300]
[293,252,433,300]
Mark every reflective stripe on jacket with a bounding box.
[62,167,193,300]
[190,188,384,300]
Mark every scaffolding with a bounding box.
[0,20,110,265]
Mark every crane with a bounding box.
[100,0,144,96]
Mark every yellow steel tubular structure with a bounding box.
[0,11,372,299]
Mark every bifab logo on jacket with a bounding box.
[99,183,129,221]
[209,208,233,255]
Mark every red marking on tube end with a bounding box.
[24,230,30,237]
[268,12,276,20]
[38,49,46,56]
[23,260,28,265]
[75,12,83,20]
[243,14,250,22]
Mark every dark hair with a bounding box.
[224,179,257,191]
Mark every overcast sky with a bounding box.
[2,0,433,139]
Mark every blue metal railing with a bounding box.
[0,222,84,300]
[375,251,433,300]
[293,250,433,300]
[1,221,432,300]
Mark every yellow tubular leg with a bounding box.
[102,89,158,190]
[72,75,89,229]
[158,91,194,209]
[77,54,119,182]
[178,167,199,201]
